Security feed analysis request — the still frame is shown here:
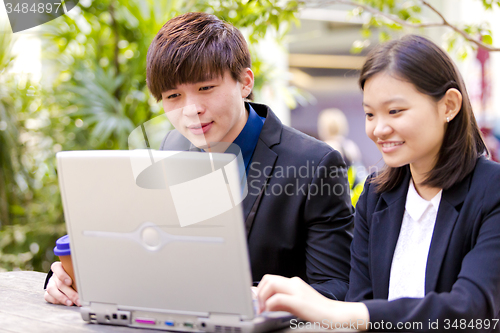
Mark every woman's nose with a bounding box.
[373,119,393,138]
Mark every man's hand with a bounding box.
[44,262,80,307]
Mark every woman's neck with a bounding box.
[409,161,442,200]
[414,183,441,201]
[410,174,441,201]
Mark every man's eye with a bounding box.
[167,93,180,99]
[200,86,214,91]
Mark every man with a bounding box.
[44,12,353,306]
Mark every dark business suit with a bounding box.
[347,157,500,332]
[160,102,353,300]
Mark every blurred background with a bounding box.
[1,0,499,272]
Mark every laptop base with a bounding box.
[82,304,293,333]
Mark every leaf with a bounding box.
[482,34,493,45]
[9,205,25,216]
[361,27,372,38]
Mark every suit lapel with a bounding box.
[370,174,410,299]
[243,142,277,234]
[242,103,282,236]
[425,173,470,293]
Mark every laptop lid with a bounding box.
[57,150,254,319]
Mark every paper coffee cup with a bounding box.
[53,235,77,291]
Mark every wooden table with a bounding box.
[0,271,173,332]
[0,271,342,333]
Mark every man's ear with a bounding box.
[240,68,254,98]
[441,88,462,122]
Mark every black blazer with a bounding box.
[347,157,500,332]
[160,102,353,300]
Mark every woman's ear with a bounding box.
[240,68,254,98]
[442,88,462,122]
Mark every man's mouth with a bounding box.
[188,122,213,135]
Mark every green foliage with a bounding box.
[347,0,422,53]
[40,0,300,149]
[0,54,67,272]
[346,0,496,58]
[480,0,500,10]
[0,0,299,272]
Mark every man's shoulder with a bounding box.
[275,123,337,160]
[251,102,341,165]
[251,102,335,157]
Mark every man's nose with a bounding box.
[182,103,204,117]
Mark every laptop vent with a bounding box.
[215,325,239,333]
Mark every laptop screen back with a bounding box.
[57,150,254,319]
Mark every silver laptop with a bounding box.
[56,150,293,332]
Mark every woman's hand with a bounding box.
[257,275,369,331]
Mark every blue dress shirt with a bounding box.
[230,104,266,173]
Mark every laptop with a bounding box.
[56,149,293,332]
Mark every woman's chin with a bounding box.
[383,159,408,169]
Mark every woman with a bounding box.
[257,35,500,332]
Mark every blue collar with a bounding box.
[231,104,265,172]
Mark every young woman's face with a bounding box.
[363,72,448,175]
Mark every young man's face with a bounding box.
[161,69,254,151]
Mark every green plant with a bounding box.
[0,0,300,272]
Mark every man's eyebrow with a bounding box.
[162,87,178,93]
[199,76,221,83]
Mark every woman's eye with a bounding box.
[365,113,374,118]
[389,109,402,115]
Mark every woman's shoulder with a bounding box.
[471,157,500,188]
[356,172,383,213]
[469,156,500,208]
[474,155,500,175]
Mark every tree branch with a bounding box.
[314,0,500,51]
[316,0,442,28]
[421,0,500,51]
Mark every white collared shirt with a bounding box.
[388,179,442,301]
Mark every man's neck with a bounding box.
[208,103,249,152]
